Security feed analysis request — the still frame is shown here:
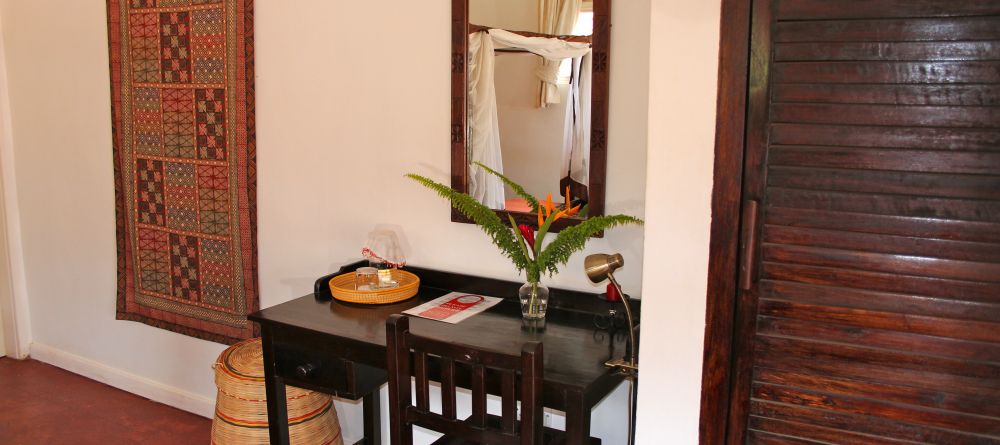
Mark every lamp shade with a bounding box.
[584,253,624,283]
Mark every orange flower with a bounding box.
[567,204,581,217]
[565,186,571,208]
[537,206,544,227]
[544,193,554,218]
[552,209,567,222]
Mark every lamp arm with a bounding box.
[607,273,637,369]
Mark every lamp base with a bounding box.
[605,358,638,375]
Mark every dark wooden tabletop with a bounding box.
[249,264,637,399]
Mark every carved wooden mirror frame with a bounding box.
[450,0,611,231]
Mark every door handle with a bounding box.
[740,200,760,291]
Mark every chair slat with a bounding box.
[414,351,429,411]
[520,343,544,445]
[386,315,553,445]
[441,357,457,419]
[501,370,517,434]
[471,364,487,428]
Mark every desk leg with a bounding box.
[361,390,382,444]
[261,327,291,445]
[564,390,592,444]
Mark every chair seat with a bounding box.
[428,415,601,445]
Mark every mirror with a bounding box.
[452,0,610,231]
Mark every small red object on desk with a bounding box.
[605,283,621,302]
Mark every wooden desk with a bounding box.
[249,263,637,445]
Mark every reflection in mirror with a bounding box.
[452,0,609,231]
[466,0,595,214]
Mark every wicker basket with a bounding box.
[211,338,344,445]
[329,269,419,305]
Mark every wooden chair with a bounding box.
[386,314,546,445]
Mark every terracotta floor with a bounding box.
[0,357,211,444]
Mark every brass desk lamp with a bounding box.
[584,253,638,374]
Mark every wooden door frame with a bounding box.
[698,0,754,443]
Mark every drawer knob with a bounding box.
[296,363,317,379]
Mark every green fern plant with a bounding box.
[405,173,530,273]
[406,165,643,283]
[536,214,643,276]
[471,162,541,214]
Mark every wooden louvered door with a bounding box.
[728,1,1000,444]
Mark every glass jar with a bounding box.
[369,259,398,289]
[355,267,378,291]
[519,281,549,320]
[362,229,406,289]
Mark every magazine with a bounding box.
[403,292,503,324]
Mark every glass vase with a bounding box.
[519,281,549,320]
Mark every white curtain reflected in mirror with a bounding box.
[467,31,505,209]
[466,0,594,213]
[561,53,591,193]
[538,0,582,107]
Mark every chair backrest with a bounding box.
[386,314,544,445]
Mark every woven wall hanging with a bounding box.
[108,0,258,344]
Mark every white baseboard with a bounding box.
[29,342,215,419]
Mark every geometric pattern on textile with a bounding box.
[136,158,166,226]
[163,89,196,158]
[159,0,226,5]
[197,165,229,235]
[165,162,199,232]
[200,238,233,308]
[196,89,227,161]
[133,88,163,156]
[169,233,201,301]
[129,13,159,83]
[138,228,170,294]
[160,12,192,84]
[109,0,257,344]
[192,8,225,84]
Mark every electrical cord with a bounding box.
[627,375,637,445]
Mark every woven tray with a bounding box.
[329,270,419,304]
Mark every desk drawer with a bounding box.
[272,341,386,399]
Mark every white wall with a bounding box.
[496,57,569,201]
[0,178,6,355]
[1,0,653,444]
[0,0,225,406]
[469,0,537,31]
[0,7,10,358]
[0,1,28,359]
[634,0,721,443]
